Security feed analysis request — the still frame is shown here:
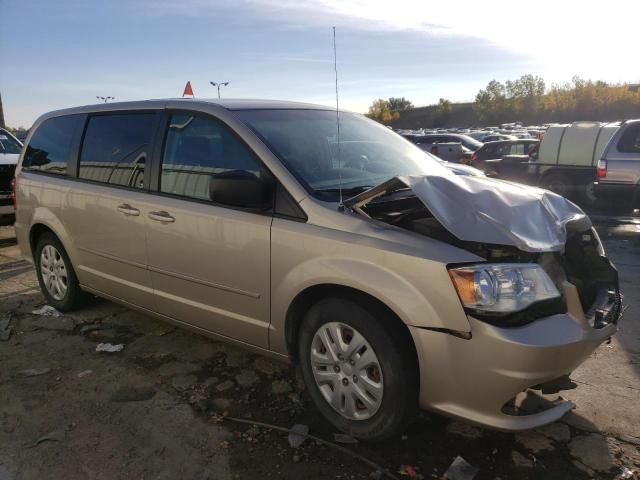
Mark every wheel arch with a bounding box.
[284,284,418,372]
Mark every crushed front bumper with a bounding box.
[409,311,617,430]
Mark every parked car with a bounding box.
[0,128,23,225]
[469,139,539,169]
[402,133,483,154]
[594,119,640,211]
[480,134,517,143]
[14,100,620,441]
[527,121,619,206]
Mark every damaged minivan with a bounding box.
[14,100,621,440]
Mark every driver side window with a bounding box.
[160,113,262,201]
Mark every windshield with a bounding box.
[234,109,448,200]
[0,130,22,154]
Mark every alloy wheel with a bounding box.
[310,322,384,421]
[40,244,68,301]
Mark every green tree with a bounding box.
[436,98,452,116]
[387,97,413,111]
[474,80,508,123]
[367,99,400,124]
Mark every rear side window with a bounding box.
[160,114,261,201]
[509,143,526,155]
[617,124,640,154]
[79,113,156,188]
[0,130,22,154]
[22,115,82,175]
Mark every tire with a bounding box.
[541,173,571,199]
[34,232,87,312]
[298,296,418,441]
[580,181,599,209]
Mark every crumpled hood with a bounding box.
[344,173,591,253]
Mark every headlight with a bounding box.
[448,263,560,313]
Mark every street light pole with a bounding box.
[209,81,229,99]
[96,96,115,103]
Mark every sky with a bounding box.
[1,0,638,127]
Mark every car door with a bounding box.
[144,111,272,348]
[64,111,160,309]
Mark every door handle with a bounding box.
[148,211,175,223]
[117,204,140,216]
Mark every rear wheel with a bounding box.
[298,296,418,441]
[34,232,87,312]
[541,173,571,198]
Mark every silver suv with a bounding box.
[14,99,621,440]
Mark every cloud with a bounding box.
[146,0,640,82]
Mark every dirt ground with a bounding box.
[1,221,639,480]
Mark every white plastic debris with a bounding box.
[620,467,635,479]
[96,343,124,353]
[444,456,479,480]
[77,369,93,378]
[287,424,309,448]
[32,305,62,317]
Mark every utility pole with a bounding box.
[0,92,5,128]
[209,82,229,99]
[96,96,115,103]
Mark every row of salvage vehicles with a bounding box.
[466,120,640,213]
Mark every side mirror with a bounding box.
[209,170,272,210]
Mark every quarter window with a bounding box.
[617,124,640,154]
[79,113,156,188]
[160,114,261,201]
[22,115,82,175]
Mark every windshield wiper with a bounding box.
[315,185,374,195]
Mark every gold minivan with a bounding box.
[14,99,621,440]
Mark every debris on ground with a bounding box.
[271,379,293,394]
[76,369,92,378]
[287,423,309,448]
[333,433,358,444]
[95,343,124,353]
[0,316,13,341]
[444,456,478,480]
[215,379,235,392]
[16,367,52,377]
[398,464,417,478]
[31,305,62,317]
[511,451,534,469]
[26,430,66,448]
[619,467,636,479]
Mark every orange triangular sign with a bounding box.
[183,81,194,97]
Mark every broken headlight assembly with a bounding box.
[448,264,562,321]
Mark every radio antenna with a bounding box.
[333,26,343,208]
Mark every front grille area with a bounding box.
[0,164,16,192]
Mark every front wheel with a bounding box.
[298,296,418,441]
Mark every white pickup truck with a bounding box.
[487,121,640,211]
[0,128,22,225]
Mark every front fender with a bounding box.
[270,222,472,355]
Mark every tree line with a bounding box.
[367,76,640,126]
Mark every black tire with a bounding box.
[34,232,87,312]
[541,173,571,199]
[298,296,418,441]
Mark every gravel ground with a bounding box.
[0,222,639,480]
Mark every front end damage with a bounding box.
[345,174,622,430]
